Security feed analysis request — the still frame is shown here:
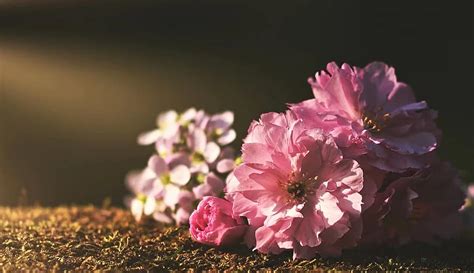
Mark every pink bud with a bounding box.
[189,196,247,246]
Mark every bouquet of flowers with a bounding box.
[127,62,470,259]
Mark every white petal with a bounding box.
[217,129,237,145]
[216,159,235,173]
[161,123,180,138]
[190,162,209,174]
[204,142,221,163]
[131,199,144,221]
[157,110,178,128]
[144,197,156,215]
[151,178,165,196]
[147,155,168,175]
[170,165,191,186]
[164,184,180,208]
[188,128,207,152]
[180,108,197,123]
[137,129,161,145]
[155,139,173,157]
[210,111,234,129]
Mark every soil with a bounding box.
[1,206,473,271]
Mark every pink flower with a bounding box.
[147,155,191,209]
[137,110,180,146]
[362,162,465,245]
[228,111,365,259]
[187,125,221,173]
[127,108,239,225]
[207,111,237,145]
[189,196,247,246]
[290,62,440,172]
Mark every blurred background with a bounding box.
[0,0,472,206]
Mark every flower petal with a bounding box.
[210,111,234,129]
[157,110,178,128]
[148,155,168,175]
[131,198,144,222]
[217,129,237,145]
[188,127,207,152]
[170,165,191,185]
[216,159,235,173]
[164,184,181,208]
[144,197,156,216]
[137,129,161,145]
[204,142,221,163]
[153,211,174,224]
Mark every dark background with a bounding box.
[0,0,472,206]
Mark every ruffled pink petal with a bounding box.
[318,192,344,226]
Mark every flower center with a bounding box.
[287,181,306,200]
[283,174,318,203]
[160,174,171,185]
[191,152,205,163]
[362,110,390,133]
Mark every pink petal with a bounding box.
[241,143,273,165]
[148,155,168,175]
[294,207,324,247]
[174,208,191,225]
[153,211,174,224]
[318,192,344,226]
[254,226,284,254]
[178,190,195,211]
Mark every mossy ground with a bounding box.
[0,206,473,271]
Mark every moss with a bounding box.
[0,206,472,271]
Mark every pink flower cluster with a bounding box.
[126,108,238,225]
[188,62,466,259]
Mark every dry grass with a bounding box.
[0,206,472,271]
